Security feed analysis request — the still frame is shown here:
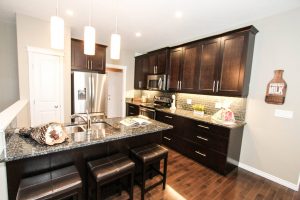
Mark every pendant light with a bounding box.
[84,0,95,55]
[51,0,64,50]
[110,0,121,60]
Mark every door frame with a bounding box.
[27,46,64,126]
[106,64,127,117]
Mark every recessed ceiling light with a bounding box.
[66,9,74,16]
[135,32,142,37]
[175,11,183,18]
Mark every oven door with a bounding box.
[140,107,156,119]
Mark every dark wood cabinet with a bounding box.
[168,47,183,91]
[197,38,221,94]
[126,103,140,116]
[147,48,169,74]
[216,30,256,96]
[156,111,244,175]
[71,39,88,70]
[71,38,107,73]
[134,55,149,89]
[180,43,199,92]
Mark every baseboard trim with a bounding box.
[239,162,299,191]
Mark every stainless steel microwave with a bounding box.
[147,74,167,91]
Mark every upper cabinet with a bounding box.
[147,48,169,74]
[168,47,182,91]
[134,54,149,89]
[71,38,107,73]
[133,26,258,97]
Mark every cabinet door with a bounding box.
[217,33,247,96]
[156,50,168,74]
[90,45,106,73]
[168,47,182,91]
[148,53,157,74]
[71,39,88,70]
[180,44,199,92]
[134,55,148,89]
[197,38,221,94]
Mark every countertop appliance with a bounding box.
[72,71,107,116]
[147,74,167,91]
[139,96,172,119]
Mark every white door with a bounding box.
[107,71,123,118]
[30,52,63,126]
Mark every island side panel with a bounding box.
[6,131,162,200]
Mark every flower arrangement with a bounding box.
[192,104,205,117]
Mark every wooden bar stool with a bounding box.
[16,165,82,200]
[87,153,135,200]
[131,143,168,200]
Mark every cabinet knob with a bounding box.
[54,105,58,109]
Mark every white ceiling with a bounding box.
[1,0,300,53]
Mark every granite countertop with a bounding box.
[127,101,246,128]
[0,117,173,163]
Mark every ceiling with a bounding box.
[1,0,300,53]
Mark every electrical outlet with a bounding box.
[274,109,293,119]
[186,99,192,104]
[215,102,222,109]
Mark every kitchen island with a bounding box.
[1,117,172,200]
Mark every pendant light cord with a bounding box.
[114,0,118,33]
[89,0,92,26]
[56,0,59,16]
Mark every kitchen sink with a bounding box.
[64,125,87,134]
[91,122,111,130]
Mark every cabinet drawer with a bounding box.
[184,127,228,154]
[156,112,180,126]
[126,103,139,116]
[162,132,181,151]
[184,118,230,139]
[183,140,226,173]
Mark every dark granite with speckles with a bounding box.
[0,117,172,162]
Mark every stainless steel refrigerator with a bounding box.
[72,71,107,115]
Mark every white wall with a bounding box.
[16,14,71,127]
[0,20,19,112]
[239,7,300,186]
[106,47,135,98]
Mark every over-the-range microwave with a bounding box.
[147,74,167,91]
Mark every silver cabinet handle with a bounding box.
[138,81,142,88]
[129,112,135,115]
[195,151,206,157]
[180,81,182,90]
[163,136,171,141]
[129,106,135,109]
[177,81,180,90]
[91,60,93,69]
[54,105,58,109]
[213,80,215,92]
[197,124,210,129]
[196,136,208,141]
[87,60,89,69]
[164,116,173,119]
[216,80,219,92]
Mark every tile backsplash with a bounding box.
[135,90,247,121]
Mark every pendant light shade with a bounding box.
[84,26,95,55]
[50,0,64,50]
[110,33,121,59]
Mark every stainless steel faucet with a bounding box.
[71,110,91,131]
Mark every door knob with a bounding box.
[54,105,58,108]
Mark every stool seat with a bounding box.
[131,143,168,163]
[17,165,82,200]
[88,153,135,183]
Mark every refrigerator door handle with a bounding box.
[91,75,95,113]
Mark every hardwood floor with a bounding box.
[108,147,300,200]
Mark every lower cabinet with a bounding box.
[156,111,244,175]
[126,103,140,116]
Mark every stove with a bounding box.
[139,96,172,119]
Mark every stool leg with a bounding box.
[97,183,101,200]
[141,163,146,200]
[129,171,134,200]
[163,156,168,190]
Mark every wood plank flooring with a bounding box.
[108,147,300,200]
